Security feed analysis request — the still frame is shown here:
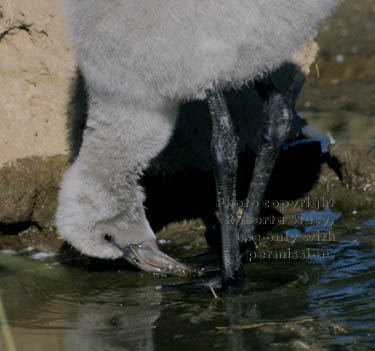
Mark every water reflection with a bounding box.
[64,287,161,351]
[0,212,374,351]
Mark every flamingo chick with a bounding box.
[57,0,341,287]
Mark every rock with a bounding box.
[328,143,375,191]
[0,156,69,232]
[0,225,63,253]
[291,339,310,350]
[330,323,353,335]
[291,143,375,213]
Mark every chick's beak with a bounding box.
[121,240,191,277]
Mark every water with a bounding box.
[302,111,375,149]
[0,208,374,351]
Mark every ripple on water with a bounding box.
[308,230,375,347]
[1,214,375,351]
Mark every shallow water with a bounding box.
[1,206,374,351]
[302,111,375,149]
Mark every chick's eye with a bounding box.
[104,234,113,242]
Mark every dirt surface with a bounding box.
[0,143,374,254]
[329,143,375,190]
[302,145,375,213]
[0,155,68,230]
[0,0,73,164]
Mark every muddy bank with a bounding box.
[301,143,375,212]
[0,156,68,254]
[0,142,374,255]
[0,155,68,230]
